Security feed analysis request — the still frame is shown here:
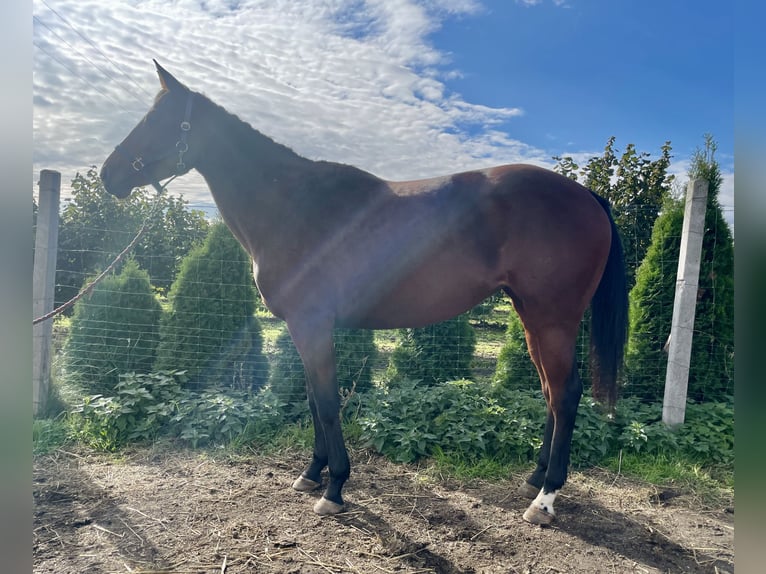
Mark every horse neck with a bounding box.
[190,97,316,250]
[194,97,312,186]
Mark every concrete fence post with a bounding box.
[33,170,61,417]
[662,178,708,427]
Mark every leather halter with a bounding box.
[113,91,194,194]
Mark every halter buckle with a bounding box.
[131,157,144,171]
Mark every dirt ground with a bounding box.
[33,446,734,574]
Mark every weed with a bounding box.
[33,417,70,454]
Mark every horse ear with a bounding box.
[154,59,185,92]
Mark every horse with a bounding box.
[100,61,628,525]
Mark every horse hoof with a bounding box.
[517,482,540,499]
[313,497,344,516]
[292,475,321,492]
[523,504,555,525]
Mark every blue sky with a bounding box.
[32,0,734,223]
[431,1,733,160]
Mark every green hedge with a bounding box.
[493,310,540,392]
[154,222,268,390]
[62,259,162,393]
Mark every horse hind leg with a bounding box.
[519,325,582,525]
[517,325,552,498]
[518,408,553,499]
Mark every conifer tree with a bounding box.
[625,136,734,402]
[63,259,162,393]
[55,168,209,307]
[554,137,674,290]
[623,197,684,399]
[154,222,268,390]
[497,138,674,397]
[388,314,476,386]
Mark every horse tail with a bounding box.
[588,192,628,408]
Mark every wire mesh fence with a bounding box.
[39,200,734,408]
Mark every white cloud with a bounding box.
[33,0,540,208]
[33,0,732,229]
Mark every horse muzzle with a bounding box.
[100,159,138,199]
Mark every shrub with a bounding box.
[69,371,184,450]
[154,222,269,390]
[69,371,288,450]
[569,398,620,466]
[616,400,734,465]
[388,314,476,386]
[170,387,286,448]
[359,376,733,471]
[359,380,546,464]
[66,369,733,472]
[267,326,377,418]
[493,310,540,392]
[62,259,162,393]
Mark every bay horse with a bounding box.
[101,61,628,525]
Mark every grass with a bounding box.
[418,447,734,510]
[427,449,517,481]
[255,311,286,354]
[33,417,71,455]
[33,410,733,512]
[607,451,734,497]
[259,419,315,452]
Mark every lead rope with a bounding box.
[35,93,194,325]
[32,177,173,325]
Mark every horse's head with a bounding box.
[101,61,196,198]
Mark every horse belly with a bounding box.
[339,256,498,330]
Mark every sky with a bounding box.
[32,0,734,225]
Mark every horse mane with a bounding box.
[193,89,310,168]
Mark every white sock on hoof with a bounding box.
[522,490,558,525]
[533,490,558,515]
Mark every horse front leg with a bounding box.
[288,320,350,515]
[291,394,327,492]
